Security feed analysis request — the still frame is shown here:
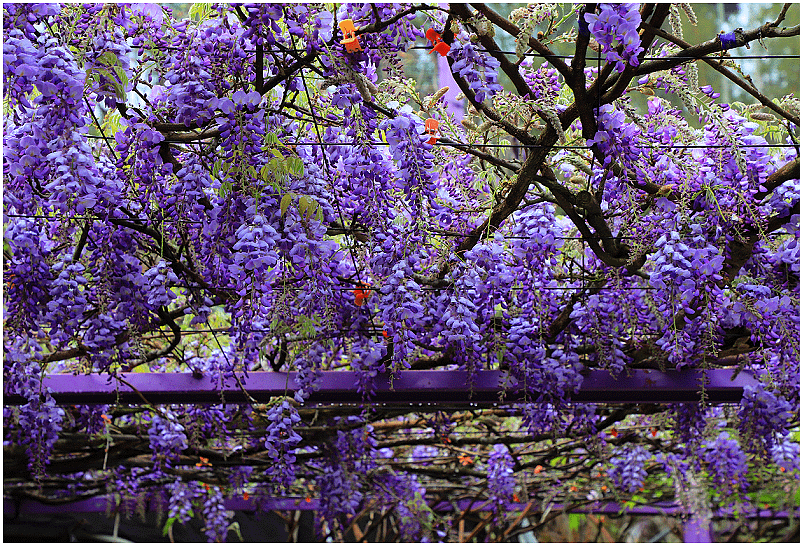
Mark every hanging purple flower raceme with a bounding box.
[315,417,378,535]
[184,404,227,446]
[587,103,642,168]
[3,3,61,41]
[521,60,561,101]
[347,338,387,399]
[111,466,149,518]
[374,256,426,372]
[240,3,284,46]
[450,40,503,103]
[648,223,726,368]
[373,471,433,542]
[263,399,302,492]
[771,435,800,474]
[738,383,794,454]
[505,320,584,404]
[669,403,707,456]
[699,432,749,494]
[4,338,64,476]
[166,478,198,527]
[569,291,631,375]
[148,411,188,470]
[584,4,644,73]
[486,444,516,511]
[73,404,110,436]
[609,445,650,493]
[200,485,231,543]
[379,104,439,214]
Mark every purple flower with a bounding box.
[609,445,650,493]
[700,432,749,493]
[148,411,188,469]
[486,444,516,510]
[584,4,644,73]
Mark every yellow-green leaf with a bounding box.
[280,193,293,216]
[298,195,309,217]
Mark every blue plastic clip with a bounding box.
[719,31,736,50]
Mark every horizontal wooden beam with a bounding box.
[3,369,756,406]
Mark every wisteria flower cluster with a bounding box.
[584,4,645,73]
[609,445,650,493]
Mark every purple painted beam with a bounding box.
[6,497,798,519]
[3,369,756,406]
[684,514,713,542]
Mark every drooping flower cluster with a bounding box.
[699,432,749,494]
[738,383,794,453]
[771,434,800,474]
[374,471,434,542]
[148,411,188,470]
[4,338,64,476]
[486,444,516,511]
[263,399,302,492]
[315,419,378,534]
[609,445,650,493]
[200,485,230,543]
[584,4,644,73]
[450,40,503,103]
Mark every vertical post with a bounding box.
[683,514,712,542]
[437,39,463,121]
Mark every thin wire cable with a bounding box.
[107,134,798,150]
[409,46,800,60]
[121,40,800,61]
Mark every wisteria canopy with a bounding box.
[3,2,800,542]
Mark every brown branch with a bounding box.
[631,21,800,78]
[121,307,182,372]
[437,138,521,172]
[41,307,188,364]
[450,4,534,99]
[645,25,800,127]
[446,64,537,146]
[756,157,800,200]
[468,3,572,82]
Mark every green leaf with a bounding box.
[162,516,178,537]
[96,51,119,67]
[298,195,309,217]
[227,521,244,542]
[189,2,215,22]
[280,193,293,217]
[308,198,319,219]
[290,157,305,177]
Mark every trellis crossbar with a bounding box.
[5,369,756,405]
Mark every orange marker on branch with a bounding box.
[426,28,450,56]
[353,283,371,306]
[339,19,361,53]
[425,118,439,144]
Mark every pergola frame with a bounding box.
[4,367,770,541]
[4,368,757,406]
